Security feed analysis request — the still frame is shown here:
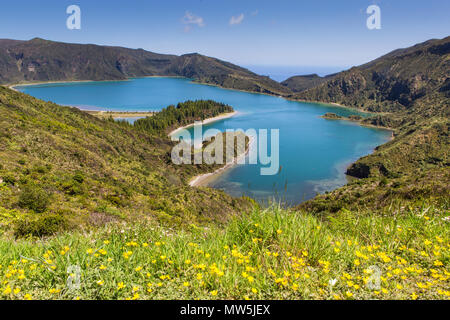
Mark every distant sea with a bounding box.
[243,65,348,82]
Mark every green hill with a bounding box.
[0,87,252,235]
[0,38,289,96]
[294,37,450,213]
[291,37,449,113]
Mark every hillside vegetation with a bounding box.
[0,87,253,236]
[133,100,234,136]
[0,203,448,300]
[294,37,449,213]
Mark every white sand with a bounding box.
[189,135,255,187]
[168,111,238,138]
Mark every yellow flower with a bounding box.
[396,284,403,290]
[354,259,360,266]
[13,287,21,294]
[210,290,218,296]
[276,229,283,234]
[96,280,104,286]
[434,260,443,267]
[251,288,258,294]
[23,293,32,300]
[117,282,125,290]
[49,288,61,294]
[185,259,191,265]
[3,286,11,294]
[99,265,107,271]
[135,266,143,272]
[132,286,139,292]
[183,282,189,287]
[345,291,353,298]
[411,292,418,300]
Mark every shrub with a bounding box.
[73,172,85,184]
[2,174,16,186]
[14,214,67,238]
[18,185,50,213]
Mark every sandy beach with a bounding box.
[189,135,255,187]
[85,110,154,119]
[168,111,238,138]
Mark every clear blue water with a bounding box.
[17,77,391,204]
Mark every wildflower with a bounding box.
[23,293,32,300]
[96,280,104,286]
[185,259,191,265]
[49,288,61,294]
[3,286,11,294]
[210,290,218,296]
[183,282,189,287]
[99,265,107,271]
[277,229,283,234]
[411,292,418,300]
[345,291,353,298]
[135,266,143,272]
[434,260,443,267]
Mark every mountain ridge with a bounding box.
[0,38,290,96]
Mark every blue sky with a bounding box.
[1,0,449,68]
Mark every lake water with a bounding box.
[17,77,391,204]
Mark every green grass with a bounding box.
[0,203,448,300]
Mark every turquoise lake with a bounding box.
[17,77,392,204]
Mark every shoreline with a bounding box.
[189,135,255,187]
[168,111,238,137]
[6,77,397,188]
[85,110,154,119]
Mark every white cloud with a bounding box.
[229,13,245,26]
[251,10,259,16]
[182,11,205,31]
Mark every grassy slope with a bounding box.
[0,87,252,233]
[0,204,448,300]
